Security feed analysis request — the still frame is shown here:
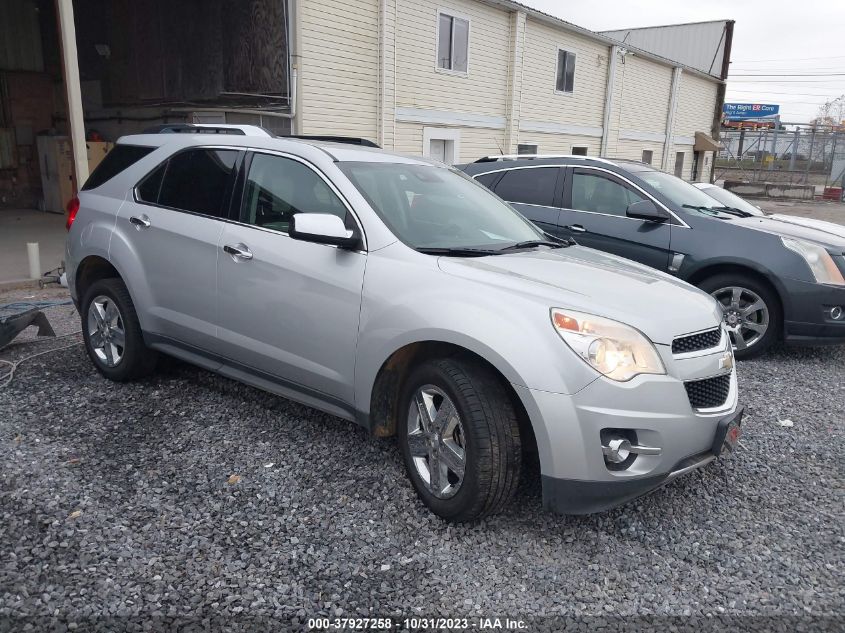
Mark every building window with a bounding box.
[437,13,469,73]
[517,143,538,155]
[556,49,575,93]
[674,152,685,178]
[571,146,588,156]
[641,150,653,165]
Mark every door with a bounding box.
[115,147,240,350]
[555,167,671,270]
[488,166,563,233]
[215,152,366,406]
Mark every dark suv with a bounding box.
[460,155,845,358]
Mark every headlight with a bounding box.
[550,309,665,382]
[782,237,845,286]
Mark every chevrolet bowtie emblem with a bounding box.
[719,353,734,371]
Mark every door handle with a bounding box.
[223,243,253,261]
[129,215,151,229]
[566,224,586,233]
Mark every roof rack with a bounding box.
[283,135,380,148]
[143,123,274,137]
[474,154,615,164]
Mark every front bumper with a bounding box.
[541,408,743,515]
[513,333,741,515]
[781,276,845,345]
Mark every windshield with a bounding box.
[337,162,544,250]
[636,170,724,211]
[698,186,765,216]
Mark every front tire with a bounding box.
[698,273,781,360]
[398,356,522,522]
[81,278,157,381]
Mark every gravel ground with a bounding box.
[0,286,842,632]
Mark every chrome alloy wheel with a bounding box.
[406,385,466,499]
[711,286,769,352]
[87,295,126,367]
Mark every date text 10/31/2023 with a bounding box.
[307,617,528,630]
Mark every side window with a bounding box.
[136,163,166,203]
[474,172,502,189]
[242,153,347,233]
[156,149,239,217]
[494,168,559,207]
[570,171,644,217]
[83,145,154,191]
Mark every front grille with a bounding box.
[672,328,722,355]
[684,374,731,410]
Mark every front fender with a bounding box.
[354,250,599,416]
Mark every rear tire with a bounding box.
[698,273,781,360]
[81,278,157,381]
[398,356,522,522]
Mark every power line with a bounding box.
[728,79,845,83]
[731,54,845,63]
[730,73,845,77]
[725,91,845,97]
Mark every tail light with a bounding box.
[66,196,80,231]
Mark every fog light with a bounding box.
[831,306,844,321]
[603,437,632,464]
[601,432,662,470]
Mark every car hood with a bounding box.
[767,214,845,242]
[731,215,845,251]
[438,246,722,345]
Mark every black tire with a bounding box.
[81,278,157,381]
[398,355,522,522]
[697,273,781,360]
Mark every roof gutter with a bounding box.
[480,0,724,83]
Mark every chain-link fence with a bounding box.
[716,125,845,189]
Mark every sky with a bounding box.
[519,0,845,123]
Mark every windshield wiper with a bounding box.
[682,204,717,212]
[416,247,502,257]
[499,239,570,252]
[713,205,755,218]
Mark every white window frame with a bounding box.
[517,142,539,155]
[641,149,654,165]
[555,48,576,95]
[571,145,588,156]
[435,9,471,76]
[423,127,461,164]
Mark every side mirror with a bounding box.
[626,199,667,222]
[289,213,359,249]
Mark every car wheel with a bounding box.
[398,356,522,522]
[698,274,781,360]
[81,278,157,381]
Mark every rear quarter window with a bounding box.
[81,144,155,191]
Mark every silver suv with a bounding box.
[66,128,742,521]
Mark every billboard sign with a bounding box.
[723,103,780,120]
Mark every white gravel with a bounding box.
[0,287,842,631]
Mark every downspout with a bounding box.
[661,67,682,172]
[600,45,619,157]
[378,0,387,147]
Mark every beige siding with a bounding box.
[394,0,510,117]
[614,139,664,164]
[519,18,609,131]
[299,0,380,140]
[674,73,718,139]
[394,122,507,163]
[616,55,672,134]
[516,131,601,156]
